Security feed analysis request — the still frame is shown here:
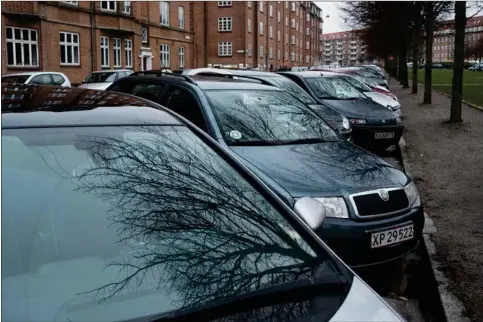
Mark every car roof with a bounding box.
[90,70,131,73]
[1,84,182,128]
[182,68,234,75]
[278,71,340,78]
[221,70,284,77]
[2,72,65,77]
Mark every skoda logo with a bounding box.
[378,189,390,201]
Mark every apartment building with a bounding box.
[203,1,323,70]
[1,1,201,84]
[433,15,483,63]
[321,29,367,66]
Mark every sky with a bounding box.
[315,2,483,35]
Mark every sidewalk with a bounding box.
[391,81,483,321]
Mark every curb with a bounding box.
[398,137,470,322]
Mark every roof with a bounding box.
[1,84,181,128]
[90,69,131,73]
[223,70,284,77]
[278,71,339,78]
[2,72,66,77]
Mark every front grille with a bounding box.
[351,189,409,218]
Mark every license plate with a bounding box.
[374,132,395,139]
[371,224,414,248]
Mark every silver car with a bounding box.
[79,70,132,90]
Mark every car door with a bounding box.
[160,85,211,134]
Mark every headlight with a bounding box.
[386,105,393,111]
[349,118,367,125]
[404,181,419,206]
[342,117,351,130]
[314,197,349,218]
[396,117,402,124]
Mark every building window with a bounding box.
[291,2,295,11]
[248,44,252,57]
[259,1,264,12]
[218,42,232,56]
[141,26,148,44]
[260,44,264,58]
[285,33,288,44]
[291,35,295,44]
[269,25,273,38]
[306,55,310,63]
[306,13,310,22]
[100,36,109,67]
[285,50,288,60]
[277,30,280,41]
[291,51,295,61]
[113,38,121,67]
[218,1,232,7]
[269,47,273,59]
[291,18,295,28]
[63,1,78,5]
[285,17,288,27]
[160,1,170,26]
[160,44,170,67]
[178,47,185,68]
[269,4,273,17]
[277,49,280,60]
[306,27,310,36]
[121,1,131,14]
[248,18,252,33]
[101,1,116,11]
[247,1,252,8]
[285,1,288,9]
[277,11,280,22]
[125,39,132,68]
[59,31,80,66]
[6,27,39,67]
[218,17,232,32]
[259,21,264,35]
[306,41,310,50]
[178,6,185,29]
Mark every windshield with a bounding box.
[339,75,372,92]
[205,90,339,146]
[84,72,116,83]
[350,74,378,88]
[254,76,316,105]
[2,125,347,322]
[305,77,366,100]
[2,75,30,84]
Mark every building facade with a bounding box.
[433,15,483,63]
[203,1,324,70]
[321,30,367,66]
[1,1,201,84]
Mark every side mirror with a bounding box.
[293,197,326,230]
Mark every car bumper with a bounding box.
[351,124,403,151]
[317,204,425,267]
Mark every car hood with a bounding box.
[78,82,112,90]
[318,99,398,119]
[364,92,400,109]
[230,141,408,197]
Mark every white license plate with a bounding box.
[371,224,414,248]
[374,132,395,139]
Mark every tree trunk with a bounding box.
[412,11,421,94]
[423,3,434,104]
[449,1,466,123]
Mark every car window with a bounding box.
[305,77,366,100]
[84,72,116,83]
[30,74,53,85]
[2,75,31,84]
[340,76,372,92]
[255,76,316,105]
[51,74,66,85]
[205,89,339,146]
[2,125,347,322]
[114,82,166,102]
[164,85,209,132]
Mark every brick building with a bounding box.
[1,1,202,84]
[201,1,324,70]
[321,29,368,66]
[433,15,483,63]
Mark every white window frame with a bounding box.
[306,27,310,36]
[121,1,131,14]
[101,1,116,12]
[141,26,148,44]
[259,44,264,58]
[218,42,232,56]
[6,26,39,67]
[291,51,295,61]
[291,35,295,45]
[247,1,252,8]
[269,47,273,59]
[100,36,109,67]
[218,1,232,7]
[218,17,232,32]
[248,44,252,57]
[178,46,185,68]
[125,39,132,68]
[285,17,288,27]
[160,44,170,67]
[259,1,264,12]
[259,21,264,35]
[285,33,288,44]
[113,38,121,67]
[291,18,295,28]
[269,4,273,17]
[248,18,252,33]
[277,30,280,41]
[277,49,281,60]
[178,6,185,29]
[277,11,280,22]
[63,1,78,5]
[306,13,310,22]
[160,2,170,26]
[306,40,310,50]
[59,31,80,66]
[269,25,273,39]
[291,2,295,12]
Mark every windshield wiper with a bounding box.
[229,140,279,146]
[125,275,347,322]
[278,138,334,145]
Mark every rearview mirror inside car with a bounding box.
[293,197,326,230]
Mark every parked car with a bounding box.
[184,68,352,139]
[79,69,132,90]
[107,74,424,268]
[1,72,71,87]
[340,67,389,89]
[278,71,403,152]
[2,83,404,322]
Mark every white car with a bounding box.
[79,70,132,90]
[1,72,71,87]
[176,67,237,77]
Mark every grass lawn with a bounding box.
[408,69,483,106]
